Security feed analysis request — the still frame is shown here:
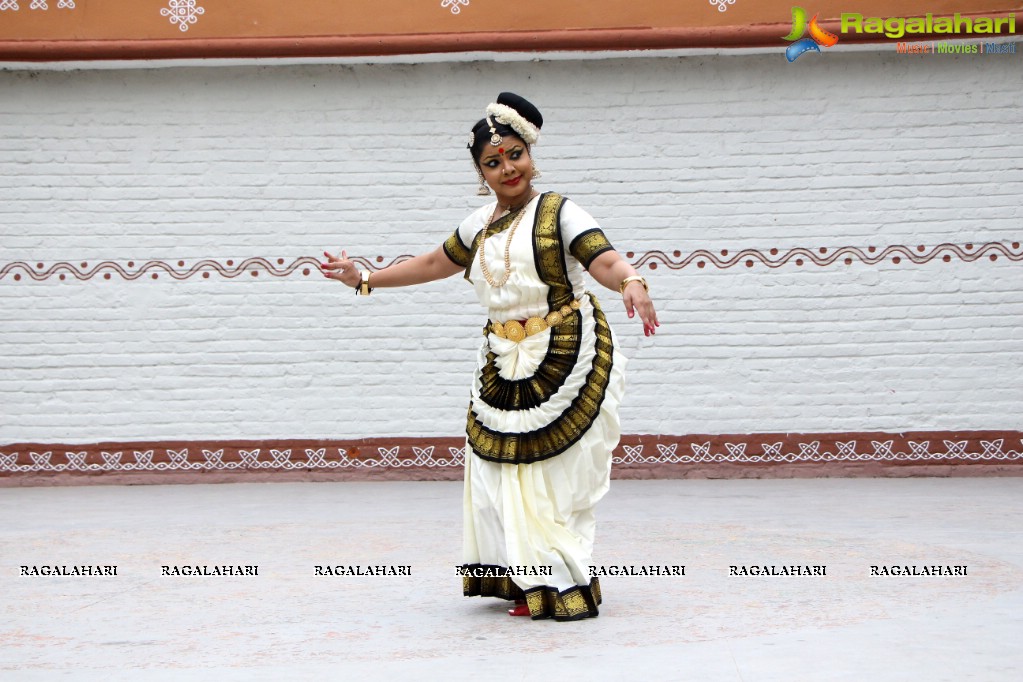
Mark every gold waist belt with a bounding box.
[487,299,582,343]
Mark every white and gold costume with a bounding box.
[443,192,626,620]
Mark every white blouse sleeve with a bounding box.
[559,199,615,269]
[443,205,490,267]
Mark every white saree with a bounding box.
[443,192,626,620]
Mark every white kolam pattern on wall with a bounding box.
[3,436,1021,477]
[0,1,77,11]
[1,52,1021,477]
[161,1,204,32]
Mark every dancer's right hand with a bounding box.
[321,249,361,289]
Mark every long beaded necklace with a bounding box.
[478,193,536,288]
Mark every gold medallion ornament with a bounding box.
[503,320,526,343]
[523,317,547,337]
[486,115,502,146]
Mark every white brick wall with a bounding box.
[1,51,1021,444]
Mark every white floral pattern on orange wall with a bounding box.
[161,0,205,32]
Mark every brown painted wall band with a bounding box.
[1,15,1019,62]
[2,431,1021,486]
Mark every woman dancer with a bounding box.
[322,92,658,620]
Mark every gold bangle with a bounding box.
[358,269,373,296]
[619,275,648,294]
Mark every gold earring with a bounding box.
[476,166,491,196]
[531,161,542,179]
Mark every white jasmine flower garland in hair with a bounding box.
[485,103,540,145]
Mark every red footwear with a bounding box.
[508,600,530,617]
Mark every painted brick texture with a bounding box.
[1,53,1021,449]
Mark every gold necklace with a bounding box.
[478,194,535,288]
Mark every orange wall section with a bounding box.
[0,1,1018,61]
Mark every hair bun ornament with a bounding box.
[485,92,543,145]
[497,92,543,130]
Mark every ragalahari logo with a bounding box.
[783,7,840,61]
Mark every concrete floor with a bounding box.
[1,478,1021,681]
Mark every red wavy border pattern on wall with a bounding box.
[1,242,1021,282]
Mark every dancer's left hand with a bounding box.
[624,283,659,337]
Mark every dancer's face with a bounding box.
[477,136,533,205]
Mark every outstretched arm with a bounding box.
[586,250,660,337]
[322,246,463,291]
